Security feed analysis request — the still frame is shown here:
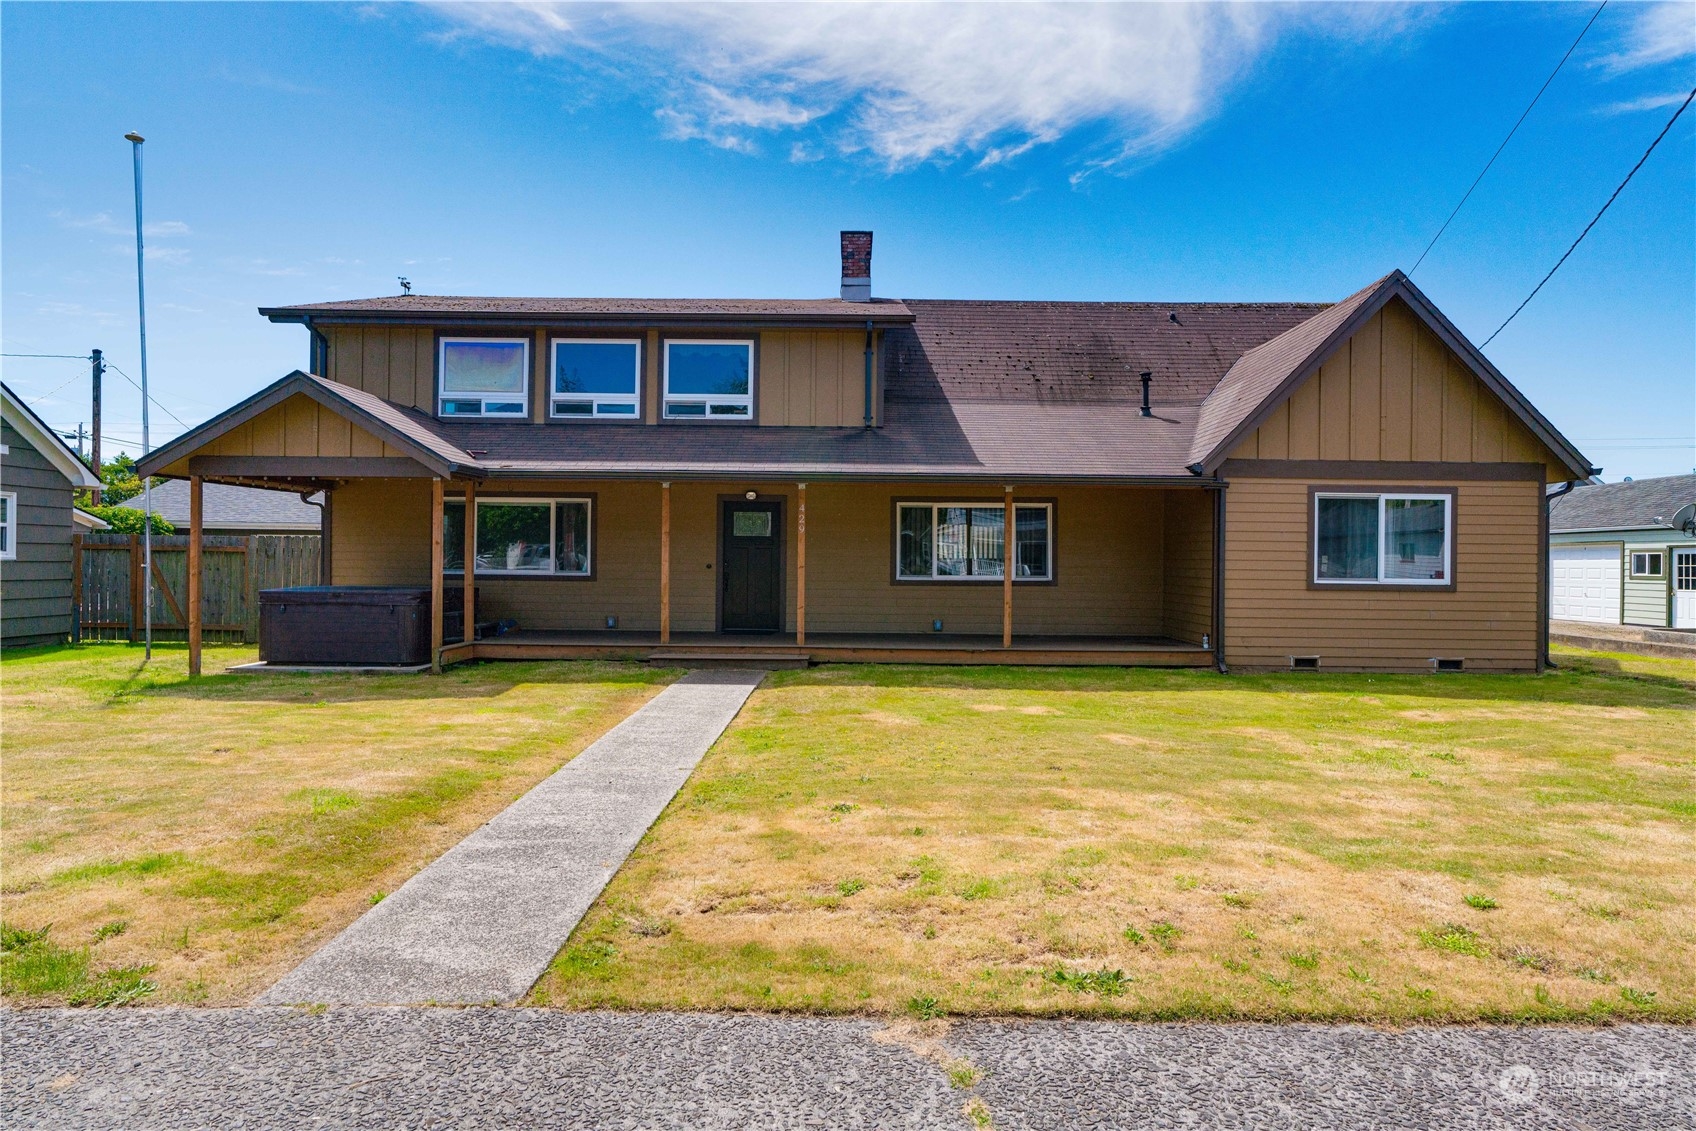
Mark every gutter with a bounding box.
[863,320,875,429]
[302,316,330,376]
[1543,479,1580,671]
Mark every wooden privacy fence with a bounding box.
[74,533,321,643]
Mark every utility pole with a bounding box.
[90,348,104,503]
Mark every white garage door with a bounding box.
[1551,546,1621,624]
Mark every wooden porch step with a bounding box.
[647,651,811,670]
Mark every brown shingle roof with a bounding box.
[887,300,1325,407]
[261,295,913,324]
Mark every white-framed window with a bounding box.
[552,338,641,419]
[1314,492,1451,585]
[1630,551,1664,579]
[444,497,591,576]
[663,339,753,419]
[0,492,15,561]
[896,501,1052,581]
[438,337,530,419]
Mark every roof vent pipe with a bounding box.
[840,230,872,302]
[1139,371,1153,417]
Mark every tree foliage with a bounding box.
[78,506,175,536]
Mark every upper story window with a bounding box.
[664,340,753,419]
[1314,492,1451,585]
[439,338,529,419]
[896,502,1052,581]
[552,339,640,420]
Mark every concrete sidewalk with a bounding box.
[5,1009,1689,1130]
[258,668,766,1006]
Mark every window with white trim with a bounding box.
[1314,492,1450,585]
[896,502,1052,581]
[663,340,753,419]
[1630,551,1664,579]
[438,337,530,418]
[0,493,15,560]
[444,497,591,576]
[552,339,640,419]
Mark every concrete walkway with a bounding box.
[1551,619,1696,660]
[258,669,766,1006]
[5,1009,1689,1130]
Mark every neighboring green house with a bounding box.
[1549,474,1696,629]
[1,382,103,647]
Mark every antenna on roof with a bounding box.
[398,277,412,295]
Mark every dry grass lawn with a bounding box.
[1,643,667,1005]
[531,648,1696,1022]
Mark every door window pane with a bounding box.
[898,504,932,578]
[731,510,772,537]
[1316,497,1379,580]
[477,502,551,572]
[556,501,590,575]
[1384,498,1447,580]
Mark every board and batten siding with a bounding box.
[154,394,418,478]
[0,419,79,646]
[1225,300,1571,482]
[321,326,877,428]
[325,477,1208,639]
[1223,476,1542,671]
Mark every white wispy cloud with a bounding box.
[53,211,192,239]
[1602,89,1693,115]
[1598,1,1696,73]
[430,2,1422,173]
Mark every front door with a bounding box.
[1675,549,1696,629]
[721,500,783,633]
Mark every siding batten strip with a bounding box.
[430,477,444,672]
[1003,485,1014,648]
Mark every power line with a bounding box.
[1482,84,1696,348]
[1410,0,1607,275]
[25,374,84,406]
[101,360,192,432]
[0,352,92,360]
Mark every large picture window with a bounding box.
[1314,492,1451,585]
[896,502,1052,581]
[444,497,591,576]
[0,493,15,560]
[439,338,530,418]
[663,340,753,419]
[552,339,640,419]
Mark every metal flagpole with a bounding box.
[125,131,152,660]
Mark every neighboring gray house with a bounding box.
[1550,474,1696,629]
[1,382,102,647]
[118,479,322,536]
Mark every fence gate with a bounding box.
[74,534,321,643]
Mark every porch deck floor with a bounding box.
[446,630,1213,667]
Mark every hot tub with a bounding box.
[259,586,433,666]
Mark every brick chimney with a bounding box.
[840,230,872,302]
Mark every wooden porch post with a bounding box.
[462,481,476,644]
[188,476,203,675]
[659,481,671,644]
[796,482,807,646]
[1003,485,1015,649]
[430,477,444,672]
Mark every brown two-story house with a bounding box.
[140,232,1596,673]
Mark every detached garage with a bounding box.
[1550,544,1620,624]
[1549,475,1696,629]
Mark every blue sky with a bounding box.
[3,1,1692,479]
